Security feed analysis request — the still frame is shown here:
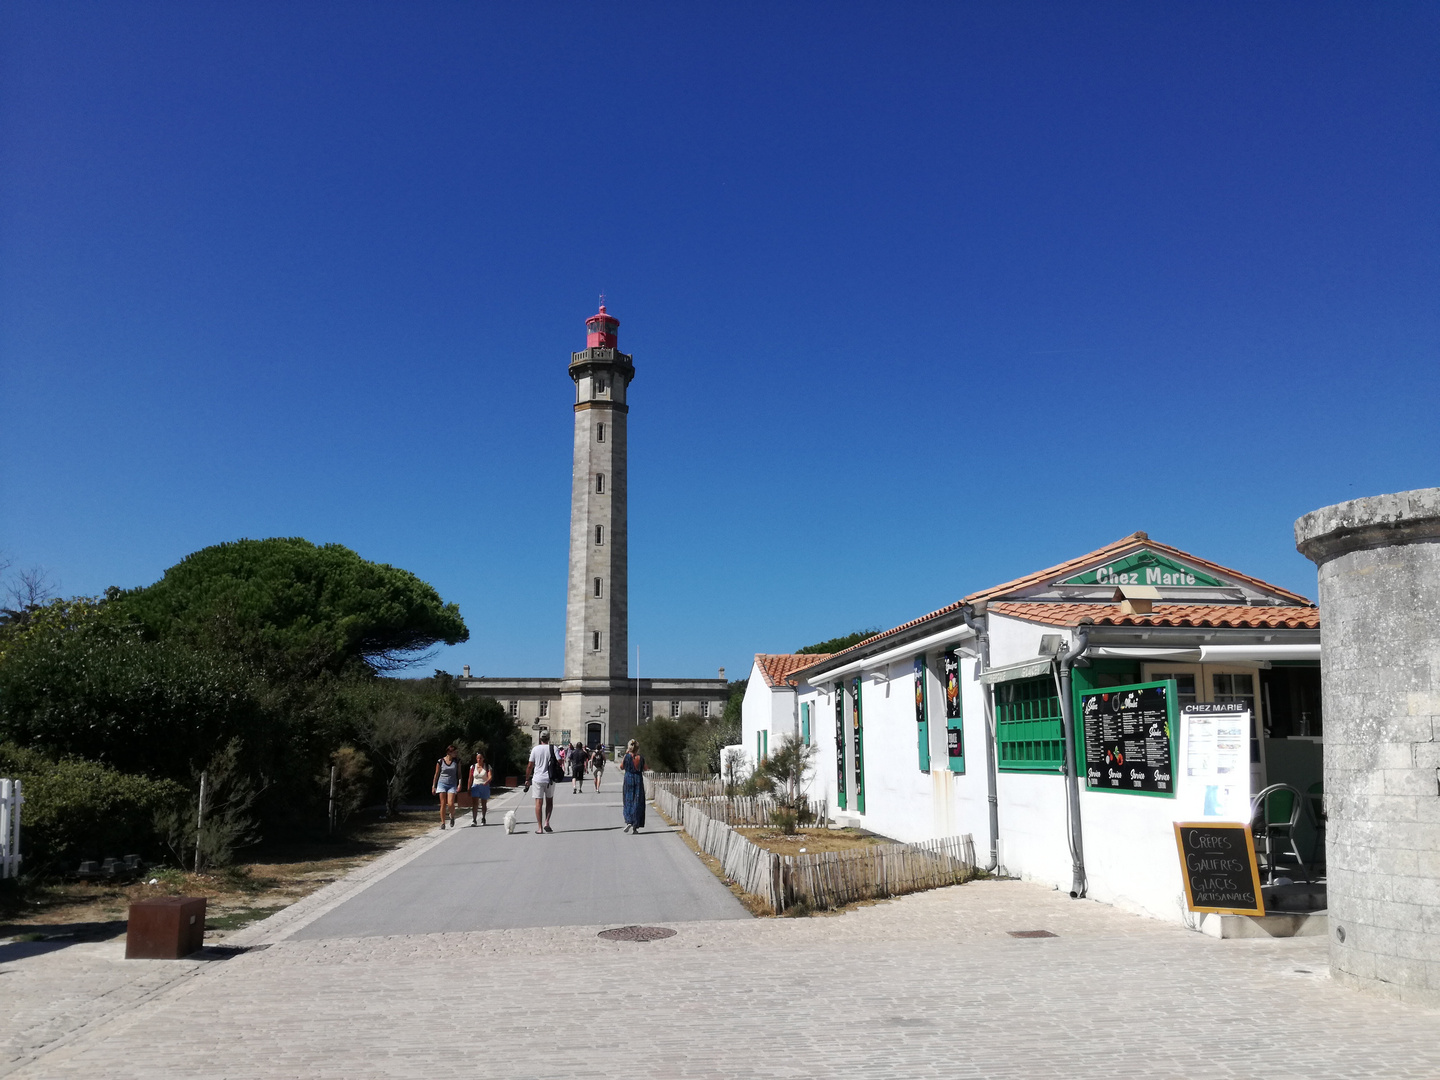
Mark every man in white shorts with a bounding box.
[525,730,558,834]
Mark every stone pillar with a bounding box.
[1295,487,1440,1004]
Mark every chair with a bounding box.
[1249,783,1313,884]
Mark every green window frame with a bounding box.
[995,675,1064,772]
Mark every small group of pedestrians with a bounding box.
[431,746,491,829]
[516,731,646,835]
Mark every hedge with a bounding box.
[0,743,186,875]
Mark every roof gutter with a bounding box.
[961,603,1000,875]
[791,620,975,685]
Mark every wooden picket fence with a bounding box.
[651,779,975,914]
[1,778,22,880]
[685,795,830,828]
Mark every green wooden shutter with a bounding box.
[995,675,1063,772]
[801,702,811,746]
[914,656,931,772]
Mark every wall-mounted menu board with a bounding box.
[1173,822,1265,916]
[1079,680,1176,796]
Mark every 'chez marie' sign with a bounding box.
[1057,550,1224,588]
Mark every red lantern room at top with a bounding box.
[586,305,619,349]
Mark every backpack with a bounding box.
[547,744,565,784]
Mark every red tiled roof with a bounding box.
[788,533,1316,678]
[755,653,832,688]
[964,532,1313,606]
[988,602,1320,630]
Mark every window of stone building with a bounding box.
[539,700,549,717]
[508,701,518,718]
[594,577,602,598]
[596,379,607,396]
[700,701,710,718]
[596,473,605,494]
[670,701,680,718]
[597,422,606,443]
[595,525,604,545]
[592,631,601,651]
[641,701,653,720]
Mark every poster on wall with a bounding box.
[1182,703,1251,820]
[942,652,962,719]
[1080,681,1176,796]
[914,657,926,724]
[851,675,866,813]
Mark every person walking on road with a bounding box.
[569,741,589,794]
[621,739,646,834]
[467,751,491,826]
[592,745,606,792]
[432,745,461,829]
[525,731,560,834]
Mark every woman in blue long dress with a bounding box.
[621,739,646,834]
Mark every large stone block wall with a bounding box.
[1296,487,1440,1004]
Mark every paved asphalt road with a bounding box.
[292,782,748,938]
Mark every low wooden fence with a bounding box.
[651,779,975,914]
[684,795,830,828]
[1,778,22,879]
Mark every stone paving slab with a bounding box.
[7,876,1440,1079]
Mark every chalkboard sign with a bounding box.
[1080,680,1176,796]
[1173,822,1266,916]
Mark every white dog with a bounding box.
[503,810,517,834]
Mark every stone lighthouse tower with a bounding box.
[558,304,635,745]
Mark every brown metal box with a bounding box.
[125,896,207,959]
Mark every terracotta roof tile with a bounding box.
[755,653,832,688]
[787,534,1315,679]
[964,532,1313,606]
[987,602,1320,630]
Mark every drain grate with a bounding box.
[1006,930,1057,938]
[598,925,677,942]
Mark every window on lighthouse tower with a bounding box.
[595,525,604,545]
[596,473,605,494]
[597,422,606,443]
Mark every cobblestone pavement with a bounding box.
[5,801,1440,1078]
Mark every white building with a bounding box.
[739,654,831,773]
[789,532,1322,925]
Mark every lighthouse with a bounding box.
[559,304,636,743]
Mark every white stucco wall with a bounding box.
[791,613,1230,925]
[796,650,991,846]
[741,660,800,774]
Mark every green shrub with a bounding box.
[0,743,186,874]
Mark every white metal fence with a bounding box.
[1,778,22,879]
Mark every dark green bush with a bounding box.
[0,743,186,874]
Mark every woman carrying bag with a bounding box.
[620,739,646,834]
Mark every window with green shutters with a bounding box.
[995,675,1063,772]
[800,702,811,746]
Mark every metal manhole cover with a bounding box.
[598,925,677,942]
[1007,930,1057,938]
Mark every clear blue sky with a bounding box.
[2,3,1436,680]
